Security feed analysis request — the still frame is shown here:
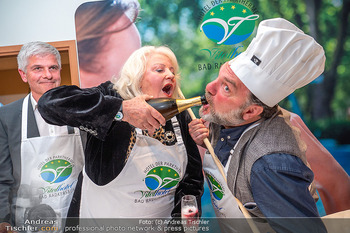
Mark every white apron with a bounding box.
[203,151,248,233]
[203,123,275,233]
[203,123,261,218]
[203,151,243,218]
[80,117,187,218]
[15,95,84,230]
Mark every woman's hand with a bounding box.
[122,95,165,134]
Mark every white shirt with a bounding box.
[30,94,68,137]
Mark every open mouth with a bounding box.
[200,95,211,114]
[201,104,210,114]
[162,83,173,97]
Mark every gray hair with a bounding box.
[248,92,278,118]
[17,41,61,72]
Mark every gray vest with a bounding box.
[226,108,313,218]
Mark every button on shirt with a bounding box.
[214,123,325,232]
[214,123,252,167]
[31,95,68,137]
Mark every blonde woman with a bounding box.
[38,46,204,219]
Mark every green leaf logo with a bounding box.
[40,159,73,184]
[205,173,224,200]
[145,166,180,191]
[200,3,259,45]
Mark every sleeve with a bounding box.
[0,114,14,222]
[38,81,123,141]
[251,153,327,233]
[171,112,204,218]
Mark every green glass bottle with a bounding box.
[147,96,207,121]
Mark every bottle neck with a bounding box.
[176,96,203,113]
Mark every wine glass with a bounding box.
[181,195,199,233]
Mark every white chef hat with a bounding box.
[229,18,325,107]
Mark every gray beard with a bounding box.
[199,106,245,127]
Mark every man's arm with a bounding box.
[250,153,327,233]
[0,113,15,224]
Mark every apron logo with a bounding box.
[40,159,73,184]
[205,173,224,200]
[135,163,181,202]
[145,166,180,191]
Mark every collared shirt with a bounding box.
[214,123,253,166]
[215,124,324,231]
[251,153,325,232]
[31,94,68,137]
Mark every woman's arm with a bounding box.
[38,81,121,141]
[38,81,166,140]
[171,112,204,217]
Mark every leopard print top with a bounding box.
[125,125,174,161]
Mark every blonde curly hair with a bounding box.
[113,46,181,100]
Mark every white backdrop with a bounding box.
[0,0,100,46]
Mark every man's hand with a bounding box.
[188,119,209,148]
[122,95,165,134]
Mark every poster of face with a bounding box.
[75,0,257,95]
[0,0,349,232]
[73,0,350,222]
[75,0,141,88]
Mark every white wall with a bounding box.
[0,0,100,46]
